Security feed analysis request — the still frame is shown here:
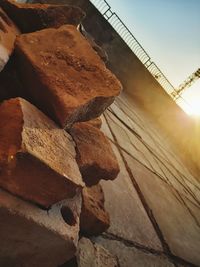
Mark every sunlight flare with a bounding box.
[176,80,200,116]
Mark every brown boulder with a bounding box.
[0,97,84,208]
[80,184,110,236]
[70,122,119,186]
[0,0,85,33]
[15,25,122,128]
[0,7,19,71]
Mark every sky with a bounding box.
[105,0,200,115]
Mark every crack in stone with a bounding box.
[109,136,200,214]
[100,233,197,267]
[114,98,176,159]
[104,115,171,253]
[114,98,200,183]
[103,113,200,267]
[107,112,163,174]
[105,110,200,207]
[175,190,200,229]
[115,99,179,160]
[101,232,164,256]
[113,100,200,186]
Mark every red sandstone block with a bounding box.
[0,0,85,33]
[70,122,120,186]
[80,184,110,236]
[15,25,122,128]
[0,7,19,71]
[0,97,84,208]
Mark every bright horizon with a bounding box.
[105,0,200,115]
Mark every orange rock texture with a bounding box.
[80,185,110,236]
[70,122,119,186]
[15,25,122,128]
[0,97,84,208]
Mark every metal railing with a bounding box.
[90,0,175,94]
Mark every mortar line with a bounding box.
[104,114,170,253]
[100,233,197,267]
[106,111,200,207]
[101,232,164,256]
[103,111,200,267]
[107,108,200,192]
[108,136,200,210]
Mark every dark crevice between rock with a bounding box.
[101,232,164,256]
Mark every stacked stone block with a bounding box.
[0,0,122,265]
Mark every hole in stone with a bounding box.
[61,206,76,226]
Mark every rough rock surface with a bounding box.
[0,97,84,208]
[70,122,120,185]
[0,7,19,71]
[77,238,119,267]
[15,25,122,128]
[62,238,119,267]
[80,184,110,236]
[0,188,82,267]
[0,0,85,33]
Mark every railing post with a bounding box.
[89,0,175,94]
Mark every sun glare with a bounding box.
[185,100,200,116]
[177,80,200,116]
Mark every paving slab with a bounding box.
[181,195,200,226]
[100,142,162,251]
[104,111,151,169]
[123,152,200,266]
[94,236,175,267]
